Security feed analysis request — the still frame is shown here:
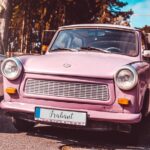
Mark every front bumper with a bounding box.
[0,101,142,124]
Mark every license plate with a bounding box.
[35,107,87,126]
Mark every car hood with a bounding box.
[19,52,139,79]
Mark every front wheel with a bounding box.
[128,122,144,145]
[12,117,35,132]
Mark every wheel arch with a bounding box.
[140,87,150,117]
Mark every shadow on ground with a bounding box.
[1,110,150,149]
[28,117,150,150]
[0,110,17,133]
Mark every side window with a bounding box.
[141,33,147,50]
[146,33,150,49]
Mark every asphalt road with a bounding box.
[1,110,150,150]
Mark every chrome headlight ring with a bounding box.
[115,65,138,90]
[1,57,22,80]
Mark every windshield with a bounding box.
[50,28,138,56]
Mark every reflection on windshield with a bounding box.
[50,28,138,56]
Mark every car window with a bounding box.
[50,28,138,56]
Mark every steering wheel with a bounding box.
[106,47,121,52]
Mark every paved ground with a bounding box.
[1,110,150,150]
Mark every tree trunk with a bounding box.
[0,0,11,54]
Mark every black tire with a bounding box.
[126,123,140,145]
[12,117,35,132]
[129,89,150,144]
[141,89,150,118]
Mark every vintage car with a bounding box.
[1,24,150,133]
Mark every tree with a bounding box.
[142,25,150,33]
[8,0,133,53]
[63,0,133,25]
[0,0,11,54]
[93,0,133,24]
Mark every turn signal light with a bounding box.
[118,98,130,106]
[42,45,48,52]
[6,87,17,94]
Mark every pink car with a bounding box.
[1,24,150,133]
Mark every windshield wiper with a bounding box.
[51,48,78,52]
[79,46,110,53]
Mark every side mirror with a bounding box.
[142,50,150,58]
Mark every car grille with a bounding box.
[24,79,109,101]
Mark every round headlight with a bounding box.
[1,57,22,80]
[115,66,138,90]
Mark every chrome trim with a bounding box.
[24,79,109,101]
[142,50,150,58]
[59,24,137,31]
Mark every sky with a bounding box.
[121,0,150,27]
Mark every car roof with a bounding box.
[59,24,139,31]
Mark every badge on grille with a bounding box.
[63,63,71,68]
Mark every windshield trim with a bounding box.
[48,28,139,57]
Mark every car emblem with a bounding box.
[63,63,71,68]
